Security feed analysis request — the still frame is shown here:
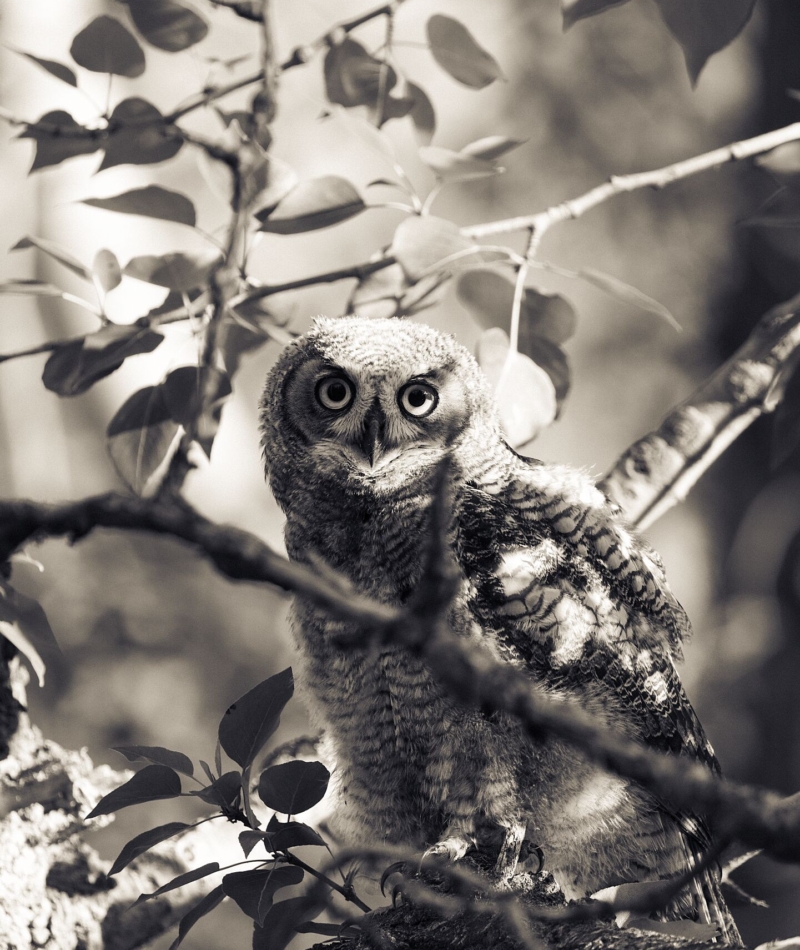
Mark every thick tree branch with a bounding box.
[600,290,800,528]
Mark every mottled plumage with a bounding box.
[260,316,739,943]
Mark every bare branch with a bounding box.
[600,291,800,528]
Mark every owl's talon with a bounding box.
[380,860,412,897]
[422,835,475,867]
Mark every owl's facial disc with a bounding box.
[287,358,469,476]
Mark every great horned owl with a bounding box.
[260,316,739,942]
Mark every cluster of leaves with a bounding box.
[563,0,757,85]
[85,667,350,950]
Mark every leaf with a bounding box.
[349,264,405,319]
[519,335,570,412]
[43,326,164,397]
[162,365,232,457]
[391,216,472,281]
[0,279,65,297]
[426,14,504,89]
[222,866,304,925]
[12,49,77,86]
[258,761,330,816]
[323,37,396,109]
[11,235,92,281]
[756,143,800,186]
[84,764,182,819]
[476,327,557,447]
[406,82,435,145]
[191,771,242,809]
[107,384,179,495]
[109,821,191,875]
[0,581,60,688]
[577,268,679,328]
[257,176,366,234]
[253,896,324,950]
[743,188,800,228]
[264,818,326,851]
[460,136,526,161]
[562,0,632,29]
[70,15,146,77]
[218,319,271,376]
[101,97,183,170]
[120,0,209,52]
[136,863,221,905]
[168,883,225,950]
[419,146,500,183]
[400,273,450,315]
[218,667,294,769]
[124,249,221,290]
[81,185,197,227]
[247,155,298,217]
[93,249,122,293]
[240,830,265,858]
[113,744,194,777]
[457,268,577,343]
[18,110,100,172]
[654,0,756,85]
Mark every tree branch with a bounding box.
[600,290,800,528]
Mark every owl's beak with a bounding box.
[358,403,386,467]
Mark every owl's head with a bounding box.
[260,316,501,501]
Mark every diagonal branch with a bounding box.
[600,290,800,528]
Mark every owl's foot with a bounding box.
[493,822,544,885]
[421,834,476,867]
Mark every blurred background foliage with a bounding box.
[1,0,800,946]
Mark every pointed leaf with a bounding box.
[247,155,298,217]
[519,335,570,411]
[477,327,557,447]
[12,235,92,281]
[391,215,472,281]
[113,745,194,777]
[18,110,100,172]
[0,581,60,688]
[562,0,632,29]
[93,249,122,293]
[168,883,225,950]
[349,264,405,319]
[257,176,366,234]
[136,863,221,905]
[222,866,304,924]
[81,186,197,227]
[70,15,145,77]
[407,81,435,145]
[191,771,242,809]
[240,830,265,858]
[426,14,504,89]
[577,268,679,328]
[461,136,525,161]
[101,98,183,170]
[85,764,181,819]
[253,896,325,950]
[120,0,209,52]
[654,0,756,85]
[109,821,191,875]
[323,37,396,109]
[218,667,294,769]
[457,268,577,343]
[257,761,329,815]
[12,49,77,86]
[43,326,164,396]
[124,249,221,291]
[162,365,232,456]
[0,279,65,297]
[419,146,500,182]
[106,384,179,495]
[264,818,326,851]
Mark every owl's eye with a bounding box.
[398,382,438,419]
[316,375,355,412]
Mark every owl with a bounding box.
[260,316,740,943]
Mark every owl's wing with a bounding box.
[458,462,739,938]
